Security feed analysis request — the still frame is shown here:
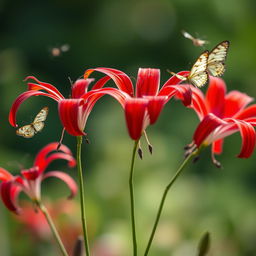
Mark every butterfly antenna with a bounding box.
[144,131,153,154]
[57,128,66,151]
[137,140,143,160]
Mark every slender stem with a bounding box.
[129,140,139,256]
[76,136,90,256]
[36,200,68,256]
[144,150,198,256]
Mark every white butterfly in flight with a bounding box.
[207,40,230,77]
[170,50,209,88]
[171,40,230,88]
[16,107,49,138]
[182,30,209,47]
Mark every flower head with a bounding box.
[189,76,256,163]
[0,142,77,214]
[84,68,192,140]
[9,76,121,136]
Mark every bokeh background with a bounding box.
[1,0,256,255]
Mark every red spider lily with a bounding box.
[189,76,256,161]
[0,142,77,214]
[16,200,81,254]
[84,68,192,140]
[9,76,124,136]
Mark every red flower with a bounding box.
[190,76,256,160]
[16,199,81,254]
[84,68,192,140]
[0,142,77,213]
[9,76,123,136]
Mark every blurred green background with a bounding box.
[1,0,256,255]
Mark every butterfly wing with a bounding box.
[16,125,35,138]
[33,107,48,123]
[188,51,209,88]
[207,41,230,77]
[16,107,48,138]
[32,107,48,133]
[33,121,45,132]
[189,72,209,88]
[182,30,194,40]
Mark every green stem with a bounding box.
[144,150,198,256]
[36,200,68,256]
[129,140,139,256]
[76,136,90,256]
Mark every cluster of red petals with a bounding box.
[9,76,122,136]
[9,68,192,140]
[0,142,77,214]
[190,77,256,158]
[84,68,192,140]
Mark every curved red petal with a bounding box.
[244,117,256,126]
[160,84,192,106]
[212,139,224,155]
[190,87,208,120]
[205,77,226,117]
[125,98,149,140]
[161,71,190,89]
[82,88,129,108]
[25,76,64,99]
[225,91,253,117]
[21,167,40,180]
[143,96,167,125]
[34,142,73,169]
[58,99,85,136]
[232,104,256,120]
[9,91,60,127]
[193,114,227,147]
[84,67,134,96]
[43,171,78,198]
[227,119,256,158]
[136,68,160,97]
[71,79,95,98]
[0,168,13,181]
[0,181,21,214]
[91,76,111,90]
[40,153,76,173]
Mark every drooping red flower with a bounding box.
[189,76,256,160]
[84,68,192,140]
[16,199,81,254]
[9,76,124,136]
[0,142,77,213]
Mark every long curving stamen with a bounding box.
[211,151,222,168]
[57,128,66,151]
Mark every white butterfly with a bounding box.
[182,30,209,47]
[16,107,49,138]
[171,51,209,88]
[207,41,230,77]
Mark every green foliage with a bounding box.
[1,0,256,255]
